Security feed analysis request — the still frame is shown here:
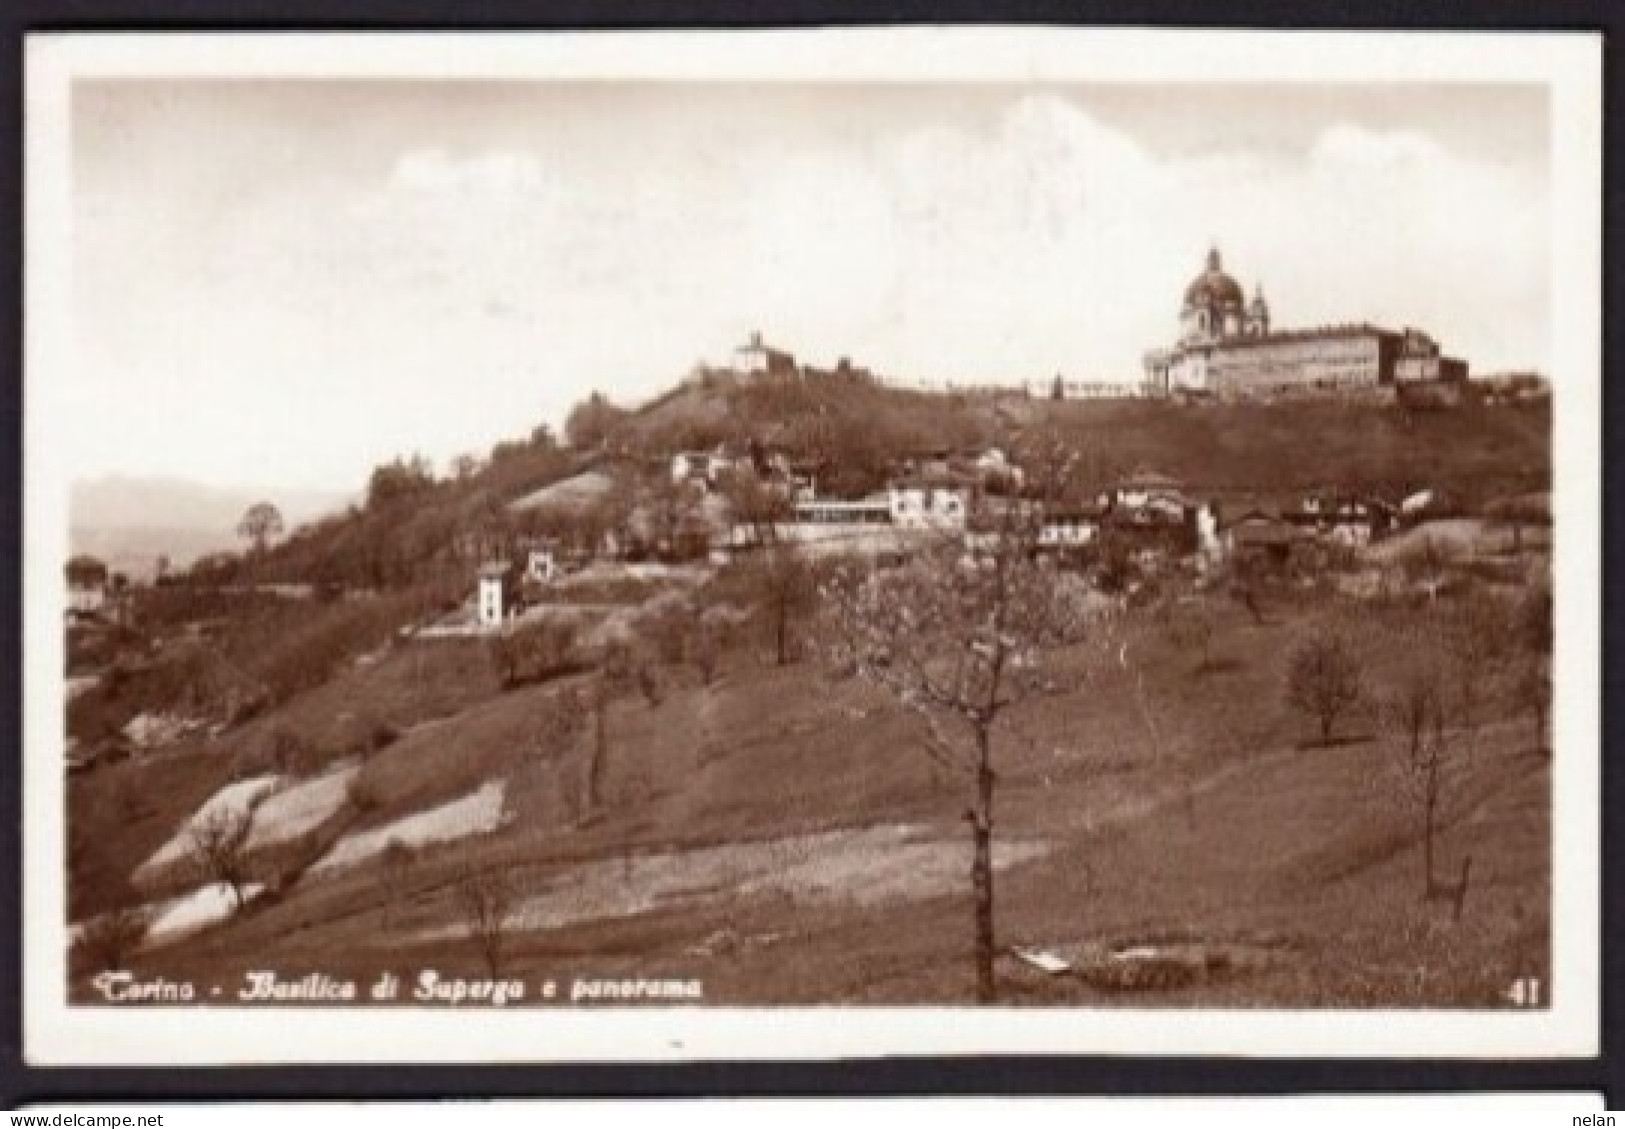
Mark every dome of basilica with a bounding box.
[1183,247,1245,310]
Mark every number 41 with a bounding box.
[1506,978,1543,1007]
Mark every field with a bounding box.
[66,575,1551,1008]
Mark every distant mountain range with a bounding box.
[69,475,352,579]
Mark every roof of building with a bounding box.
[1183,247,1246,309]
[1211,322,1400,350]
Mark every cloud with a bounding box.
[70,90,1550,492]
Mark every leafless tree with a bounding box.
[1285,628,1365,746]
[1379,640,1472,908]
[454,865,514,979]
[1381,656,1449,898]
[185,806,255,910]
[822,514,1111,1003]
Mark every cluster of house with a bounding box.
[470,433,1443,627]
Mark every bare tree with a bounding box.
[823,517,1109,1003]
[185,806,255,910]
[1380,656,1450,898]
[1380,639,1473,910]
[1285,628,1364,746]
[454,865,514,979]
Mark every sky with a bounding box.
[68,81,1551,495]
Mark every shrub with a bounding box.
[74,905,151,973]
[345,773,382,814]
[259,724,323,776]
[488,617,585,689]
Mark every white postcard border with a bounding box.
[22,27,1603,1065]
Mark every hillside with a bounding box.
[628,377,1551,499]
[71,593,1551,1007]
[65,371,1553,1008]
[168,374,1547,596]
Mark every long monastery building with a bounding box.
[1142,247,1467,398]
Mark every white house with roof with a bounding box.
[476,562,511,629]
[888,485,967,531]
[732,331,796,378]
[1105,469,1186,511]
[671,448,743,490]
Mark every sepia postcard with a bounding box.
[23,28,1602,1065]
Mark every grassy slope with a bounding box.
[69,748,237,920]
[104,594,1549,1007]
[1030,398,1549,494]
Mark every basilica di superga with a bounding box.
[1142,247,1467,399]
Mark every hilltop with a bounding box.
[627,375,1550,498]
